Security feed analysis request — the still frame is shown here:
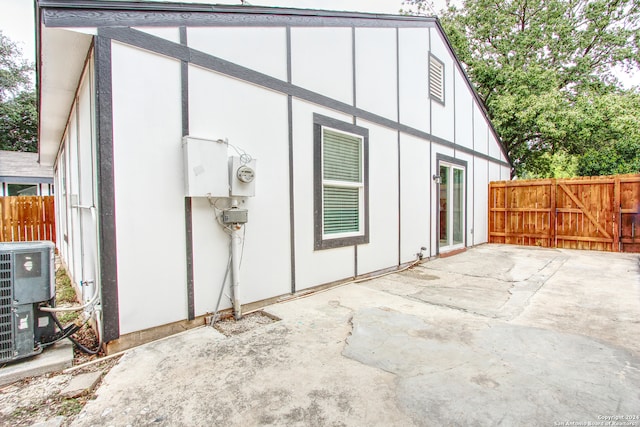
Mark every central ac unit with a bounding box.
[0,241,56,363]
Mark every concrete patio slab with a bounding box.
[344,307,639,426]
[69,245,640,426]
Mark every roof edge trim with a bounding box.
[38,0,436,22]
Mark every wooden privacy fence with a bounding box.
[0,196,56,244]
[489,174,640,252]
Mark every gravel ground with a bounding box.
[213,311,279,336]
[0,356,120,427]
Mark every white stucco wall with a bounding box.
[53,57,99,304]
[488,131,503,161]
[454,69,473,150]
[291,27,353,105]
[187,27,287,81]
[399,133,431,263]
[355,28,397,121]
[111,42,187,334]
[45,19,512,340]
[355,120,399,274]
[473,158,489,244]
[473,102,489,156]
[292,100,356,290]
[55,145,68,263]
[188,65,291,310]
[67,106,82,285]
[76,64,99,301]
[398,28,430,133]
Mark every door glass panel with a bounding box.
[453,168,464,245]
[439,165,449,247]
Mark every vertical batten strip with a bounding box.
[94,33,120,342]
[180,26,195,321]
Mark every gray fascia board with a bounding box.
[40,2,437,28]
[35,1,44,164]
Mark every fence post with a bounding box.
[550,180,556,248]
[504,183,509,243]
[488,182,493,243]
[613,176,621,252]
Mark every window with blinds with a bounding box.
[429,54,445,104]
[313,114,369,250]
[322,128,363,236]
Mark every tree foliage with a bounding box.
[403,0,640,177]
[0,30,37,152]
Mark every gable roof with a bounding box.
[36,0,510,167]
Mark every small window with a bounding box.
[7,184,38,196]
[314,114,369,250]
[429,54,445,104]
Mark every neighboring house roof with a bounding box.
[0,150,54,183]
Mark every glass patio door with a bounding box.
[438,163,465,252]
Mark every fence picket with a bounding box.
[489,174,640,253]
[0,196,56,244]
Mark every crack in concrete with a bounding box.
[500,255,569,321]
[410,266,517,283]
[399,254,570,321]
[401,292,496,319]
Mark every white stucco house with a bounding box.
[36,0,511,352]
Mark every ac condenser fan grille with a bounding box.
[0,252,14,361]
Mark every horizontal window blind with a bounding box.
[323,186,359,234]
[322,127,363,235]
[323,129,362,182]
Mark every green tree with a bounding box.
[403,0,640,177]
[0,30,37,152]
[574,90,640,175]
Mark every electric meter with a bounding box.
[229,156,257,196]
[237,165,255,183]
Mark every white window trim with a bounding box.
[437,158,466,253]
[320,126,365,240]
[313,113,369,251]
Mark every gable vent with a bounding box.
[429,55,445,104]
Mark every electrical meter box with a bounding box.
[229,156,257,197]
[222,209,248,224]
[183,136,229,197]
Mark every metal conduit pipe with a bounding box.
[230,198,243,320]
[39,283,100,312]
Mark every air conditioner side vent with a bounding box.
[0,252,15,362]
